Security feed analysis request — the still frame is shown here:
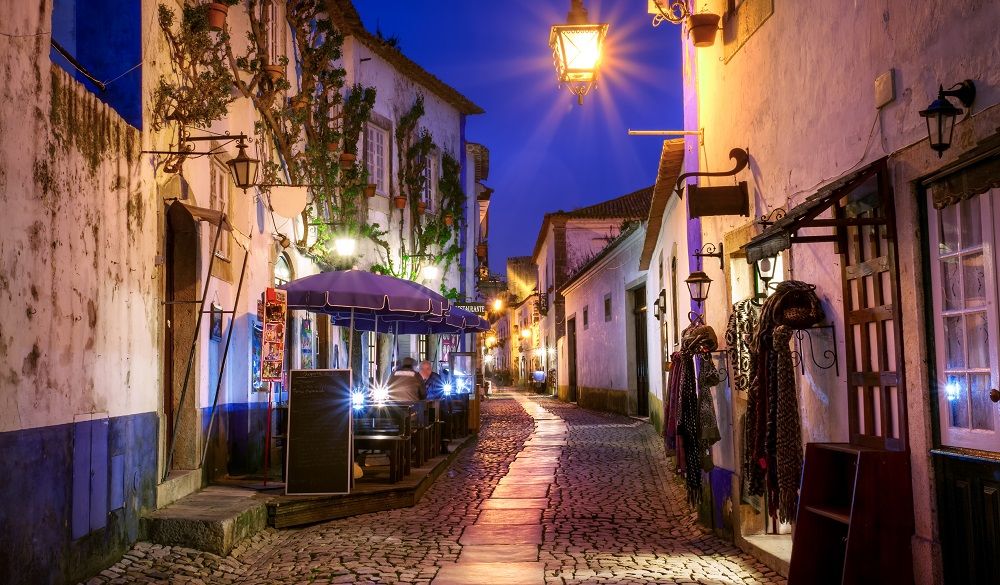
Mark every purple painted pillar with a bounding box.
[681,26,702,317]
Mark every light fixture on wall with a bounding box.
[920,80,976,157]
[755,253,778,291]
[692,242,724,270]
[653,288,667,320]
[334,237,357,257]
[226,135,260,191]
[420,264,441,280]
[685,271,713,306]
[550,0,608,105]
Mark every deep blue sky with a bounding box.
[355,2,684,270]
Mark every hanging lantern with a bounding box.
[226,138,259,192]
[549,0,608,105]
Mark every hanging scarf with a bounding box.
[663,351,684,451]
[678,348,701,505]
[698,354,722,472]
[743,280,822,524]
[725,300,760,394]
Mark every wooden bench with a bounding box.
[353,405,412,483]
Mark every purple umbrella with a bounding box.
[279,269,450,316]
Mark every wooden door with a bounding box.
[567,317,578,402]
[632,287,649,416]
[837,166,907,450]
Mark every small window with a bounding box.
[273,253,292,286]
[421,151,438,212]
[209,159,233,260]
[583,306,589,330]
[365,124,389,195]
[604,293,612,321]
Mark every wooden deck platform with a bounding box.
[263,434,475,528]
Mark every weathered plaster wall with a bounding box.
[0,2,160,581]
[561,228,646,413]
[688,0,1000,582]
[1,8,157,435]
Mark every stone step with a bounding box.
[141,486,267,555]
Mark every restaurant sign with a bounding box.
[454,302,486,316]
[286,369,353,495]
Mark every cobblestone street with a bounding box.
[84,391,786,585]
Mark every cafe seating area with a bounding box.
[353,394,474,484]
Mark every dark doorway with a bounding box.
[567,317,578,402]
[632,286,649,417]
[164,202,200,471]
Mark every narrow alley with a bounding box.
[83,392,785,585]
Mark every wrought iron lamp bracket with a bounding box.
[789,324,840,375]
[693,242,725,270]
[757,208,787,227]
[675,147,750,198]
[143,129,252,158]
[651,0,690,26]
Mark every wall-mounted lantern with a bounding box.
[920,80,976,157]
[550,0,608,105]
[685,271,713,306]
[226,136,260,191]
[653,288,667,320]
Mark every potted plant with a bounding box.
[206,2,231,31]
[476,242,488,259]
[417,200,427,215]
[365,183,377,197]
[443,212,454,226]
[393,195,407,209]
[687,12,721,47]
[339,152,356,170]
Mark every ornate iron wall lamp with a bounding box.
[145,129,259,190]
[920,80,976,157]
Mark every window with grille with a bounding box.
[421,152,437,212]
[365,124,388,195]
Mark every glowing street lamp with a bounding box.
[421,264,441,280]
[334,236,357,257]
[492,298,504,312]
[550,0,608,105]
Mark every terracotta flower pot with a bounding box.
[443,213,454,226]
[687,13,720,47]
[327,142,338,152]
[393,195,407,210]
[417,200,427,215]
[365,183,377,197]
[339,152,356,170]
[476,243,487,259]
[290,95,309,111]
[263,64,285,83]
[206,3,228,31]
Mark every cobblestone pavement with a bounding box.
[82,391,786,584]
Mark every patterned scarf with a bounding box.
[725,299,760,394]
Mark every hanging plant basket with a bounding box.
[443,213,454,226]
[393,195,407,210]
[417,200,427,215]
[206,3,229,31]
[326,141,338,153]
[339,152,356,170]
[476,243,488,259]
[290,94,309,111]
[263,64,285,83]
[365,183,377,197]
[687,13,721,47]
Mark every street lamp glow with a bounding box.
[492,298,504,312]
[334,237,357,257]
[486,333,498,347]
[521,329,531,339]
[550,0,608,105]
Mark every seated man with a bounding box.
[419,360,445,400]
[387,357,425,402]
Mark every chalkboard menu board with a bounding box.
[286,369,352,495]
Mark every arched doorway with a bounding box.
[163,202,200,472]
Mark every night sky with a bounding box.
[355,1,684,271]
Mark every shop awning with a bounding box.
[922,127,1000,209]
[742,158,887,263]
[183,204,232,231]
